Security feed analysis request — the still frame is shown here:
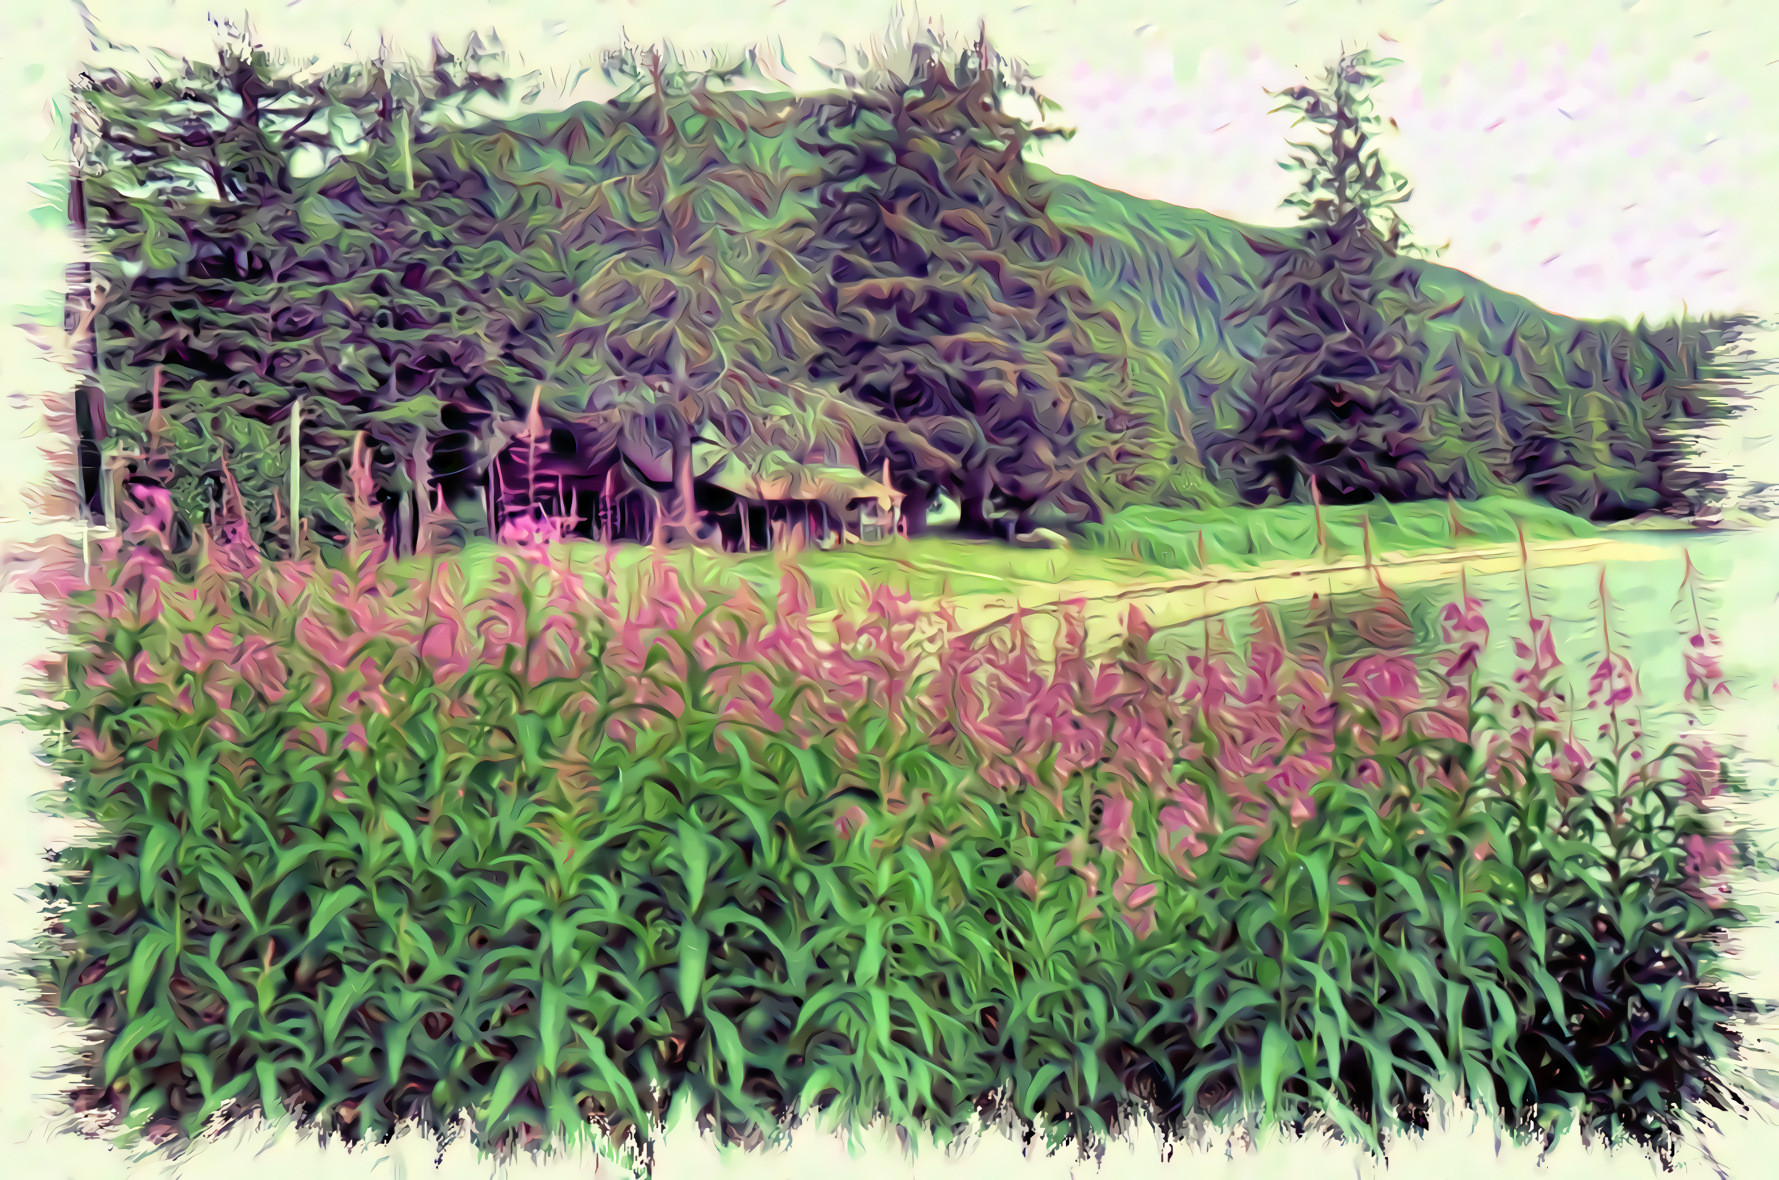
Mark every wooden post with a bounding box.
[71,412,88,531]
[602,468,615,543]
[494,461,508,539]
[398,106,415,195]
[412,429,435,555]
[288,397,303,553]
[1310,473,1327,560]
[526,385,543,512]
[101,445,118,535]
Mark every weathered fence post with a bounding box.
[1310,473,1327,562]
[288,397,303,554]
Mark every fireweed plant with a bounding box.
[15,491,1762,1171]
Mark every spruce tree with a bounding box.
[802,23,1152,537]
[1208,48,1465,505]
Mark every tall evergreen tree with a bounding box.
[1207,48,1466,505]
[74,26,332,547]
[473,43,944,547]
[74,26,518,550]
[801,24,1154,537]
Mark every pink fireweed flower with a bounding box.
[1439,595,1489,641]
[1097,794,1134,852]
[177,626,237,677]
[1585,649,1638,712]
[525,614,588,685]
[1115,864,1158,938]
[1339,653,1421,742]
[121,484,176,549]
[1436,596,1489,700]
[418,621,471,682]
[497,508,568,551]
[1511,618,1563,699]
[1683,631,1730,709]
[1158,799,1211,870]
[1677,739,1726,808]
[294,616,368,669]
[204,679,236,717]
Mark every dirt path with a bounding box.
[810,534,1675,655]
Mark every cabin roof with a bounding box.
[703,455,903,510]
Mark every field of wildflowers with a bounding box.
[13,480,1760,1172]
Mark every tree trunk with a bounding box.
[902,486,931,537]
[676,439,697,536]
[412,428,440,555]
[664,420,710,546]
[959,499,990,535]
[288,397,303,553]
[957,467,994,536]
[601,468,615,543]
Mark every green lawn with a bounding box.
[1079,495,1599,570]
[413,496,1599,616]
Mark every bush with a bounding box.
[18,529,1756,1170]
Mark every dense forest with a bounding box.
[61,26,1752,558]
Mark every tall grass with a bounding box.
[15,509,1758,1172]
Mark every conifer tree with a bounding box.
[1208,48,1466,505]
[802,22,1153,537]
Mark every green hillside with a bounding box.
[1037,166,1744,514]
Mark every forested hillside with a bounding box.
[60,30,1749,558]
[1043,168,1749,517]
